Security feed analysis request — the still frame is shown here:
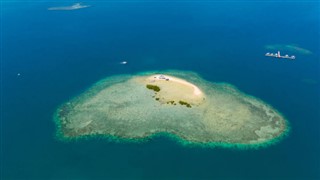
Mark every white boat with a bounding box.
[265,51,295,60]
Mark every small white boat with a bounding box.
[265,51,295,60]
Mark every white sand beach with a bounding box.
[137,74,205,106]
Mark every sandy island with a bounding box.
[55,71,289,149]
[135,74,205,107]
[147,74,203,96]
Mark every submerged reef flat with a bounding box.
[265,44,312,55]
[48,3,90,11]
[55,70,289,149]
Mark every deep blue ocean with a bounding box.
[1,1,320,179]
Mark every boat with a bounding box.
[265,51,295,60]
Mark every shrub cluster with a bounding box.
[179,101,192,108]
[146,84,161,92]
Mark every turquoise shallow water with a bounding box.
[2,1,320,179]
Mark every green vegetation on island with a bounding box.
[166,100,175,105]
[179,100,192,108]
[146,84,161,92]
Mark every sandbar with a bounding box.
[135,74,205,106]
